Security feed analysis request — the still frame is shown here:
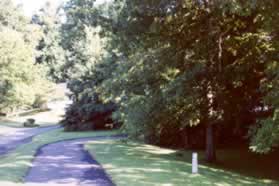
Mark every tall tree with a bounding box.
[0,0,53,113]
[95,0,278,161]
[60,0,279,162]
[32,2,66,82]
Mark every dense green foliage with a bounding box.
[0,0,53,114]
[61,79,118,131]
[32,2,66,82]
[60,3,119,130]
[60,0,279,160]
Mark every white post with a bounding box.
[192,152,198,174]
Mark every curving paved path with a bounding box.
[0,125,60,156]
[25,136,125,186]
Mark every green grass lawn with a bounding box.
[0,128,121,184]
[0,125,277,186]
[85,140,278,186]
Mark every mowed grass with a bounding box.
[85,140,278,186]
[0,128,121,184]
[0,109,63,129]
[0,122,277,186]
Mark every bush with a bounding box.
[61,91,120,131]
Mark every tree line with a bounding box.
[1,0,278,162]
[60,0,279,162]
[0,0,58,114]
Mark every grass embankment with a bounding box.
[85,140,278,186]
[0,128,121,183]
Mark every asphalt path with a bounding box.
[25,136,124,186]
[0,126,60,156]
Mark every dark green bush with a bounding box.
[61,80,120,131]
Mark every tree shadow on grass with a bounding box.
[87,141,278,186]
[0,152,34,183]
[0,130,122,185]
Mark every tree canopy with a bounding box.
[58,0,279,161]
[0,0,53,113]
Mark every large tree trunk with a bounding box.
[206,123,216,162]
[182,128,191,149]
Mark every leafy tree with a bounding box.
[60,0,119,130]
[95,0,278,161]
[0,0,27,31]
[0,28,53,113]
[32,2,66,82]
[60,0,279,162]
[0,0,53,114]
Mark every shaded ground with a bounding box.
[25,136,124,186]
[85,140,278,186]
[202,148,279,182]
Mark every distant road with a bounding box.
[0,125,60,156]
